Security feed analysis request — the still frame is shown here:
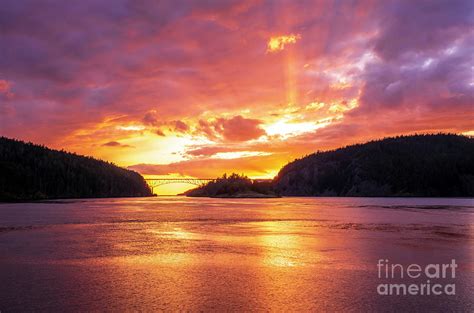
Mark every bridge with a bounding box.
[145,178,272,193]
[145,178,216,193]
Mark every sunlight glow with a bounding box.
[267,34,301,53]
[263,118,330,139]
[117,125,146,131]
[329,99,358,113]
[213,151,272,159]
[306,101,325,110]
[114,134,211,166]
[257,221,306,268]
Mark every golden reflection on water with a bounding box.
[124,253,193,266]
[1,197,472,311]
[149,227,198,240]
[131,221,324,269]
[257,221,303,267]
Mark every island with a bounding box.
[0,137,152,201]
[185,173,279,198]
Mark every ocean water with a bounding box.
[0,197,473,311]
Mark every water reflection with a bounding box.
[149,227,198,240]
[257,221,304,267]
[0,197,472,311]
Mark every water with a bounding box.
[0,197,473,311]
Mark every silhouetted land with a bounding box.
[2,134,473,200]
[185,173,279,198]
[275,134,474,197]
[0,137,152,201]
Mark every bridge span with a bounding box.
[146,178,215,189]
[145,178,272,193]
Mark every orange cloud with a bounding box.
[102,141,134,148]
[173,120,189,133]
[196,115,266,142]
[129,153,285,179]
[0,79,10,92]
[267,34,301,53]
[0,79,13,99]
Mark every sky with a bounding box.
[0,0,473,193]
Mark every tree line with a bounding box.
[185,173,276,197]
[274,134,474,197]
[0,137,152,201]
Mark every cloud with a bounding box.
[373,0,473,61]
[197,115,266,142]
[0,79,14,100]
[155,129,166,137]
[128,153,284,178]
[186,146,234,157]
[0,80,11,93]
[102,141,134,148]
[143,111,158,126]
[267,34,301,53]
[173,120,189,133]
[353,6,474,117]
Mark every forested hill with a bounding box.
[0,137,152,201]
[275,134,474,197]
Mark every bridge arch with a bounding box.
[145,178,215,193]
[145,178,273,194]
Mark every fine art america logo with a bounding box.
[377,259,457,296]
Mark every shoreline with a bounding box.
[0,194,157,203]
[1,195,473,204]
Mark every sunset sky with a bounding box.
[0,0,473,193]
